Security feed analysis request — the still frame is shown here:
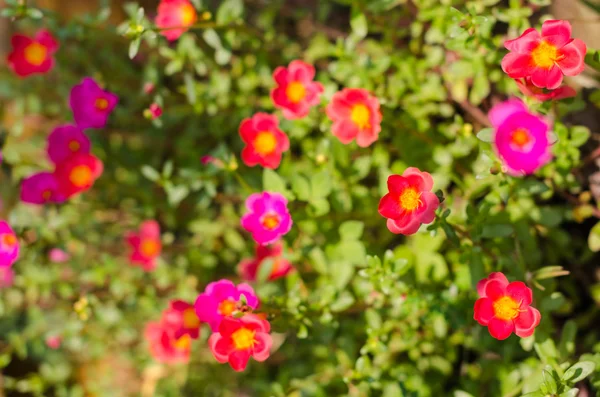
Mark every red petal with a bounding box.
[514,306,541,338]
[239,119,257,143]
[506,281,533,305]
[484,279,507,301]
[403,167,433,191]
[378,193,403,219]
[241,313,270,333]
[229,349,251,372]
[386,175,410,196]
[252,332,272,362]
[530,66,563,90]
[272,67,289,85]
[504,28,540,52]
[541,20,572,47]
[477,272,509,297]
[219,316,243,336]
[501,53,535,78]
[488,317,515,340]
[208,333,231,363]
[473,298,495,326]
[557,39,587,76]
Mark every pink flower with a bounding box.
[241,192,293,245]
[194,279,259,332]
[49,248,70,263]
[501,20,587,90]
[148,103,163,120]
[271,60,324,119]
[145,321,191,364]
[474,272,541,340]
[45,335,61,349]
[20,172,66,205]
[156,0,198,41]
[208,314,272,372]
[378,168,439,235]
[238,242,294,281]
[0,267,15,288]
[126,221,162,271]
[0,221,19,268]
[162,300,201,340]
[143,82,155,94]
[53,153,103,198]
[489,99,552,176]
[326,88,382,147]
[70,77,118,129]
[7,30,59,78]
[239,113,290,169]
[46,124,90,165]
[514,77,576,101]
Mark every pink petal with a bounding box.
[506,281,533,305]
[514,306,541,338]
[501,53,535,79]
[488,317,515,340]
[484,279,507,301]
[252,332,272,362]
[474,298,495,326]
[488,99,528,128]
[530,66,563,90]
[504,28,541,52]
[541,20,572,47]
[557,39,587,76]
[229,349,251,371]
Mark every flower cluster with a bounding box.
[20,77,117,205]
[0,221,19,287]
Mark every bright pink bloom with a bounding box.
[156,0,198,41]
[208,314,272,372]
[126,221,162,272]
[241,192,292,245]
[239,113,290,169]
[47,124,90,165]
[45,335,61,349]
[326,88,382,147]
[489,99,551,176]
[378,168,439,235]
[0,267,15,288]
[148,103,163,120]
[194,279,259,332]
[514,77,576,101]
[0,221,19,268]
[145,320,191,364]
[474,272,541,340]
[501,20,587,90]
[7,30,59,78]
[49,248,70,263]
[53,153,103,198]
[163,300,201,340]
[271,60,324,119]
[70,77,118,129]
[238,242,293,281]
[20,172,66,205]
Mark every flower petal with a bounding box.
[229,349,251,372]
[484,279,507,301]
[488,317,515,340]
[557,39,587,76]
[252,332,272,362]
[541,20,571,47]
[474,298,495,326]
[506,281,533,306]
[514,306,541,338]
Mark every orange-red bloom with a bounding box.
[126,221,162,271]
[53,153,103,199]
[156,0,197,41]
[378,167,439,235]
[271,60,324,119]
[208,314,272,372]
[239,113,290,169]
[501,20,587,90]
[326,88,382,147]
[474,272,541,340]
[7,30,59,78]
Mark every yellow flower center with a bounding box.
[531,41,560,69]
[24,42,47,66]
[351,104,371,129]
[261,213,280,230]
[140,239,160,257]
[42,190,52,200]
[231,327,256,350]
[1,233,17,247]
[286,81,306,103]
[218,299,236,316]
[69,140,80,152]
[95,98,109,111]
[399,187,422,211]
[510,128,532,149]
[173,334,191,350]
[180,3,197,26]
[493,296,521,321]
[254,132,277,155]
[182,308,200,328]
[69,165,93,187]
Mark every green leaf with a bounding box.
[141,165,161,181]
[476,128,494,142]
[202,29,222,49]
[184,73,197,104]
[350,7,368,40]
[216,0,243,24]
[563,361,596,383]
[330,291,355,312]
[291,175,311,201]
[331,261,354,290]
[129,38,141,59]
[558,320,577,358]
[570,126,590,147]
[311,170,332,198]
[481,224,513,238]
[339,221,364,240]
[263,169,287,193]
[559,389,579,397]
[588,221,600,252]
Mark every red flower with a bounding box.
[238,242,294,281]
[514,77,576,101]
[239,113,290,169]
[163,300,201,340]
[148,103,163,119]
[53,153,103,199]
[378,167,439,235]
[271,60,324,119]
[126,221,162,271]
[501,20,587,90]
[474,272,541,340]
[326,88,382,147]
[208,314,272,372]
[156,0,197,41]
[7,30,59,78]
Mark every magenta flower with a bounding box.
[0,221,19,268]
[20,172,65,205]
[0,267,15,288]
[49,248,70,263]
[194,279,259,332]
[241,192,292,245]
[70,77,118,129]
[47,124,90,164]
[488,99,552,176]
